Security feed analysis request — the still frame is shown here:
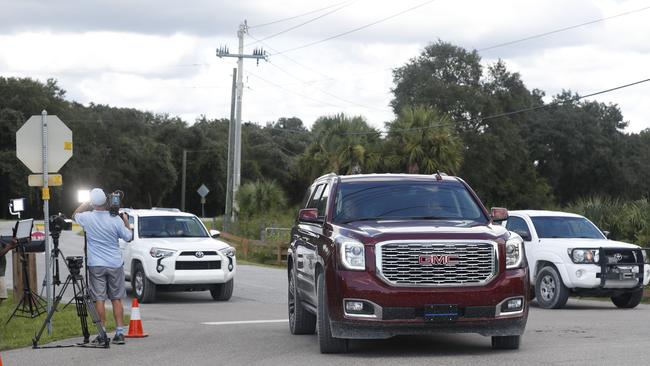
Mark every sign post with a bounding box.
[16,111,73,334]
[197,184,210,218]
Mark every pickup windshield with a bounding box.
[139,216,208,238]
[332,181,488,224]
[531,216,605,239]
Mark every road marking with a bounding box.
[201,319,288,326]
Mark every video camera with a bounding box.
[49,213,72,233]
[107,190,124,216]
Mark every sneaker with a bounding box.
[112,333,125,345]
[90,335,108,346]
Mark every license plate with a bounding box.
[424,304,459,322]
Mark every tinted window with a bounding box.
[333,181,487,224]
[139,216,208,238]
[316,184,329,219]
[531,216,605,239]
[306,184,325,209]
[506,217,531,240]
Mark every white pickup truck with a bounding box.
[503,210,649,309]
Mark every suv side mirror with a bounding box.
[491,207,509,222]
[513,230,532,242]
[298,208,321,223]
[602,230,610,238]
[209,229,220,238]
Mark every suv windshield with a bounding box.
[531,216,605,239]
[138,216,208,238]
[333,181,488,224]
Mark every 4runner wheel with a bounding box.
[133,262,156,303]
[611,289,643,308]
[491,335,520,350]
[317,274,348,353]
[210,279,234,301]
[288,267,316,334]
[535,266,569,309]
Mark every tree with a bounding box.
[384,105,463,174]
[237,180,287,218]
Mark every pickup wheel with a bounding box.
[535,266,569,309]
[133,262,156,303]
[210,279,234,301]
[491,335,520,350]
[611,289,643,308]
[317,274,348,354]
[288,268,316,334]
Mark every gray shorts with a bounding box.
[88,266,126,301]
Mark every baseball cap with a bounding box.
[90,188,106,206]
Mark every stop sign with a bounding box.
[16,115,73,173]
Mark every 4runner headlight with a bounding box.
[338,238,365,271]
[219,246,236,257]
[569,249,600,264]
[150,247,176,258]
[505,236,524,269]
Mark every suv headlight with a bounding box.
[568,248,600,264]
[219,246,236,257]
[338,238,365,271]
[506,235,524,269]
[150,247,176,258]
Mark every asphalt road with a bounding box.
[1,220,649,365]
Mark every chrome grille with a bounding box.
[376,241,497,286]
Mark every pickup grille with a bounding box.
[377,241,497,286]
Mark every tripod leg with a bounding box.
[33,276,71,348]
[72,275,91,343]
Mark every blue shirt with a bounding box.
[74,210,133,268]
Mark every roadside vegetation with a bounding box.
[0,291,125,351]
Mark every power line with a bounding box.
[272,0,439,55]
[478,5,650,52]
[246,1,357,46]
[248,1,351,29]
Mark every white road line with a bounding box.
[201,319,289,326]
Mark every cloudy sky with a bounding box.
[1,0,649,132]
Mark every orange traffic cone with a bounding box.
[125,298,149,338]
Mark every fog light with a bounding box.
[156,264,164,273]
[228,264,233,271]
[345,301,364,312]
[500,297,524,313]
[575,269,584,278]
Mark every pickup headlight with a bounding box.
[568,248,600,264]
[150,247,176,258]
[338,238,365,271]
[506,236,524,269]
[219,246,236,257]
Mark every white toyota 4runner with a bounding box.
[119,209,236,303]
[503,210,649,309]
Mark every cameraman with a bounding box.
[0,237,18,305]
[73,188,132,345]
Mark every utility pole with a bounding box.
[181,149,187,211]
[224,68,237,231]
[217,20,267,228]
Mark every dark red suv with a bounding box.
[287,173,529,353]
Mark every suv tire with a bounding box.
[133,262,156,303]
[289,267,316,334]
[611,289,643,309]
[317,274,348,353]
[210,279,234,301]
[535,266,569,309]
[491,335,520,350]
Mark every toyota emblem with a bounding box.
[195,251,204,258]
[613,253,623,262]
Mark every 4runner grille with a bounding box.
[376,241,498,286]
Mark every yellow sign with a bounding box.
[64,141,73,151]
[28,174,63,187]
[42,187,50,200]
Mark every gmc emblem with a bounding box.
[419,255,459,266]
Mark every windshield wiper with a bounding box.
[403,216,457,221]
[340,217,383,224]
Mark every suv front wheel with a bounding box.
[611,289,643,308]
[535,266,569,309]
[317,274,348,353]
[133,262,157,303]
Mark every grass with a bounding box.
[0,291,127,351]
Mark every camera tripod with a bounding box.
[6,243,47,324]
[33,256,109,349]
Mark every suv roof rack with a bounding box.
[151,207,181,212]
[316,172,337,180]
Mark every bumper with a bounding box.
[562,263,650,289]
[328,267,529,338]
[145,255,236,285]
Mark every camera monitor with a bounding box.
[14,218,34,242]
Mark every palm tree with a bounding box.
[385,106,463,174]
